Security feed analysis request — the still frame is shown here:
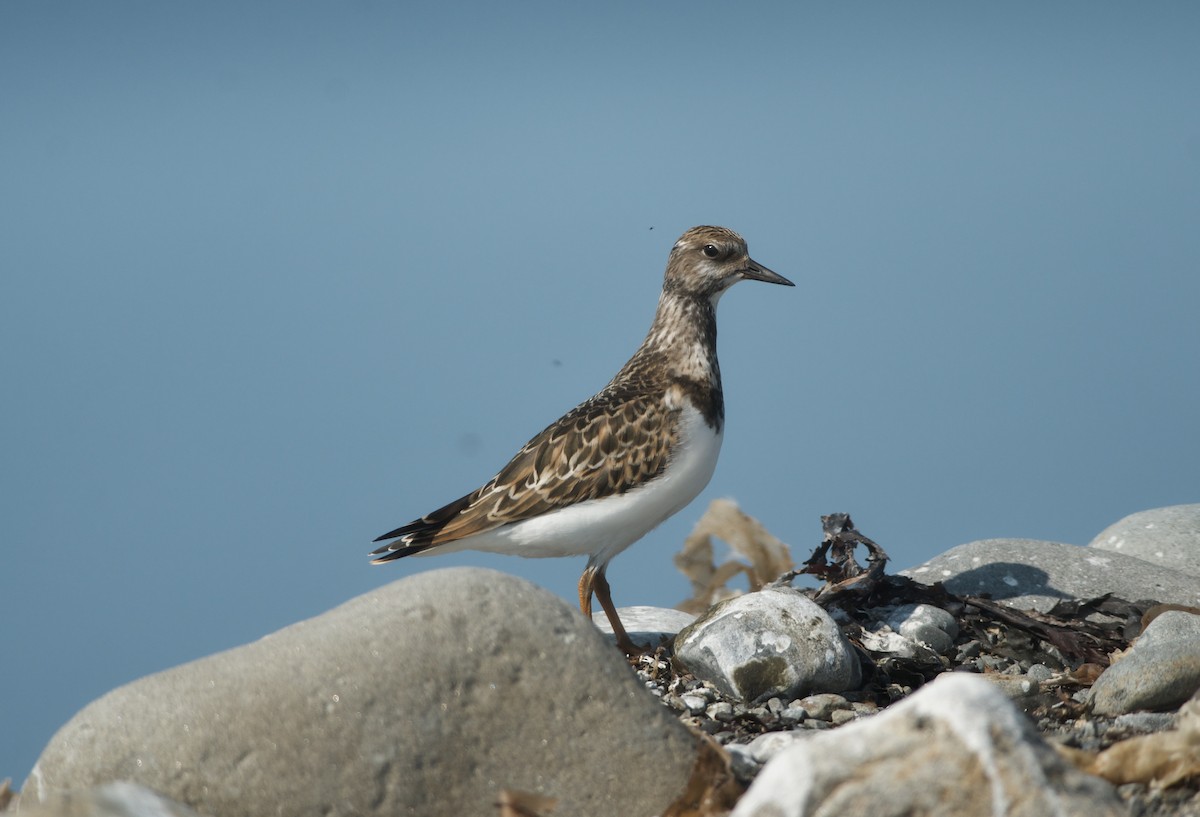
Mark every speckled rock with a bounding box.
[25,569,698,817]
[901,539,1200,612]
[1090,610,1200,716]
[673,587,861,703]
[731,673,1124,817]
[1090,505,1200,576]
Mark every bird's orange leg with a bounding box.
[578,565,597,619]
[592,569,646,655]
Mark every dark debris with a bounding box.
[640,514,1198,816]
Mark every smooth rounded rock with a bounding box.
[25,568,698,817]
[1089,610,1200,715]
[673,588,861,703]
[731,673,1124,817]
[1089,504,1200,576]
[882,603,958,654]
[901,539,1200,613]
[795,693,851,721]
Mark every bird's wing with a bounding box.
[373,389,676,553]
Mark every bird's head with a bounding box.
[663,226,793,300]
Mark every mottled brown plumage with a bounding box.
[371,226,793,652]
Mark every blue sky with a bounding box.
[3,2,1199,783]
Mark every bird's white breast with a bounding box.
[446,402,722,565]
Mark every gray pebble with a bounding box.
[830,709,857,726]
[779,707,806,724]
[796,693,850,720]
[884,603,960,654]
[1089,610,1200,715]
[706,701,735,722]
[1026,663,1054,682]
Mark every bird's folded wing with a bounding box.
[426,391,676,544]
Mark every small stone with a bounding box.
[706,701,735,722]
[956,640,982,660]
[829,709,857,726]
[983,675,1047,710]
[743,731,813,763]
[680,694,707,713]
[797,693,850,721]
[1026,663,1054,682]
[884,603,960,654]
[779,707,806,724]
[981,654,1009,672]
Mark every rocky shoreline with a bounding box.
[7,504,1200,816]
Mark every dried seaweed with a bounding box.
[1059,698,1200,789]
[674,499,793,614]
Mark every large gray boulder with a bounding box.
[1089,504,1200,576]
[731,672,1123,817]
[901,539,1200,612]
[24,568,698,817]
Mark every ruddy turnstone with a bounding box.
[371,226,793,653]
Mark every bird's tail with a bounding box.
[369,493,474,563]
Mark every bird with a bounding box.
[371,226,794,653]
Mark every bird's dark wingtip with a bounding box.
[369,541,435,564]
[373,524,414,543]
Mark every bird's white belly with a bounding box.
[431,403,722,566]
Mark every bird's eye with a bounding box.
[702,244,719,259]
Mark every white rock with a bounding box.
[731,673,1123,817]
[590,604,696,648]
[674,588,861,702]
[883,603,959,654]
